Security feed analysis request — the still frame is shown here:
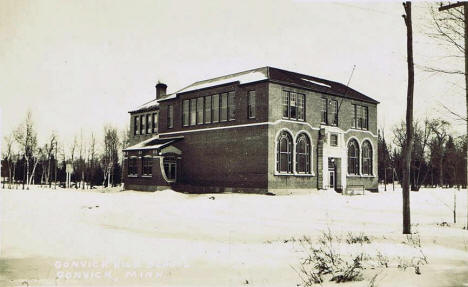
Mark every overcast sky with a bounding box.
[1,0,465,150]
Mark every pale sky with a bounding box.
[1,0,465,151]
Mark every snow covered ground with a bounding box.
[1,186,468,286]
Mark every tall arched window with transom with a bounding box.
[347,139,360,175]
[276,131,293,173]
[362,140,373,175]
[296,133,311,174]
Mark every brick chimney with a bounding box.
[155,82,167,100]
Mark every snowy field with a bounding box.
[1,186,468,286]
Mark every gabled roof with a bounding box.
[123,136,183,151]
[130,66,378,113]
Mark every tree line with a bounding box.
[378,117,466,191]
[1,111,129,190]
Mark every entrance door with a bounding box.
[329,171,335,189]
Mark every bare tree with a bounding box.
[14,111,38,189]
[89,133,97,188]
[402,1,414,235]
[43,132,57,188]
[2,134,16,188]
[102,125,119,187]
[429,118,450,187]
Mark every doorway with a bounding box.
[329,171,335,189]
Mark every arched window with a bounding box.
[296,133,311,174]
[277,131,293,173]
[347,139,360,175]
[362,140,373,175]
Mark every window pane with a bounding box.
[282,91,289,118]
[321,98,328,123]
[290,92,297,120]
[204,96,212,123]
[141,115,145,134]
[297,94,304,120]
[167,105,173,128]
[280,137,288,153]
[146,114,151,134]
[330,100,338,125]
[183,100,189,126]
[190,99,196,126]
[357,106,363,129]
[228,91,235,120]
[352,105,357,128]
[142,157,152,175]
[212,94,219,123]
[197,97,204,125]
[134,116,139,135]
[220,93,228,122]
[152,113,157,133]
[363,106,368,130]
[248,91,256,119]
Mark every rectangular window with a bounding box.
[197,97,204,125]
[142,157,152,176]
[220,93,228,122]
[152,113,157,133]
[183,100,189,127]
[248,91,256,119]
[297,94,305,121]
[212,94,219,123]
[357,105,363,129]
[330,134,338,146]
[282,90,289,118]
[352,105,369,130]
[283,91,305,121]
[352,105,357,128]
[167,105,173,129]
[134,116,139,135]
[190,99,196,126]
[141,114,146,134]
[228,91,235,121]
[146,114,151,134]
[330,100,338,126]
[204,96,212,123]
[321,98,328,124]
[128,157,138,175]
[363,106,368,130]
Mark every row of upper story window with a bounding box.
[180,91,257,127]
[282,91,369,130]
[142,89,370,132]
[133,112,158,135]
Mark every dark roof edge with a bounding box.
[157,79,269,102]
[269,79,380,104]
[129,105,160,114]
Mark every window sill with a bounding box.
[347,174,374,178]
[128,175,138,178]
[274,172,315,177]
[141,175,152,178]
[294,173,315,177]
[275,172,293,176]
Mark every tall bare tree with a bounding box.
[14,111,37,189]
[102,125,119,187]
[402,1,414,235]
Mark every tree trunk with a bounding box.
[402,1,414,235]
